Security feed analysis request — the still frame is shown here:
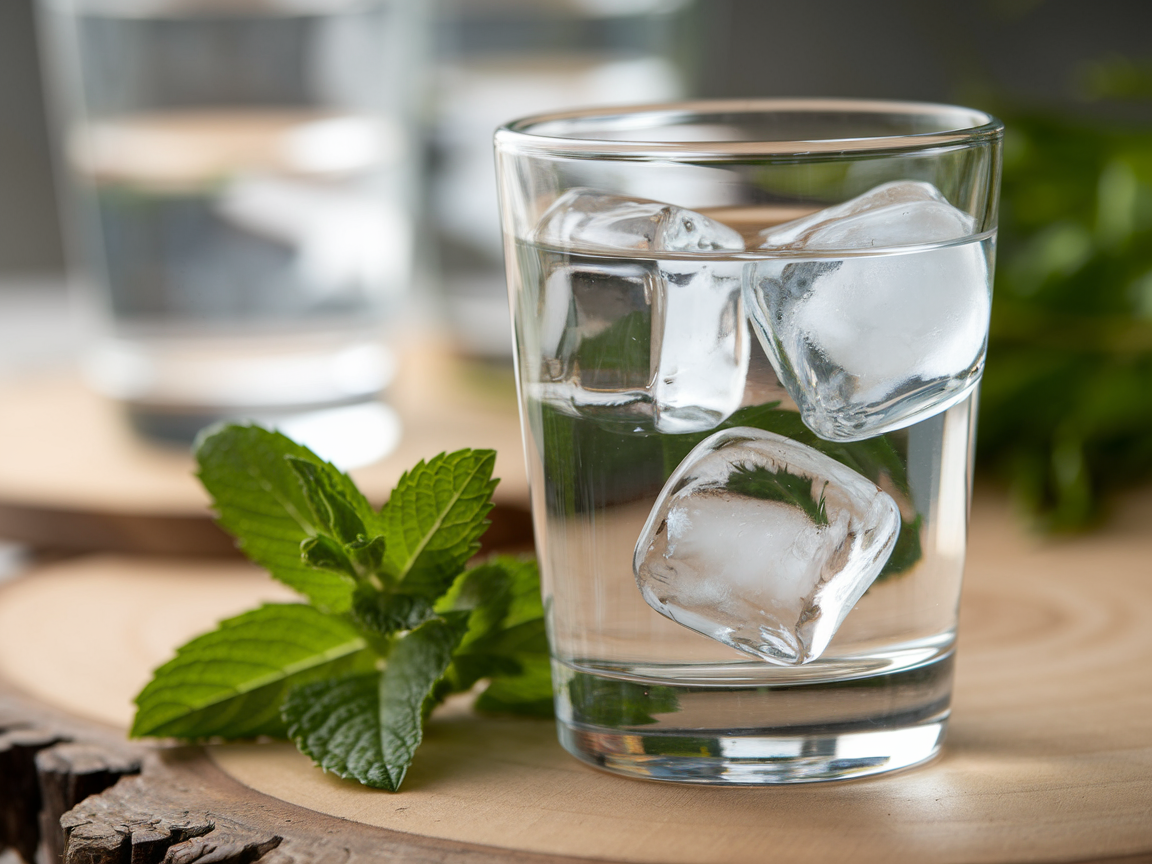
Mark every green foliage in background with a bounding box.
[979,111,1152,530]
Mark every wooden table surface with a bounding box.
[0,345,533,556]
[1,487,1150,864]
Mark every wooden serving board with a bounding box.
[0,345,532,556]
[1,487,1151,864]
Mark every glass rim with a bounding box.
[495,98,1004,160]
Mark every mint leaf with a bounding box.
[131,603,374,740]
[141,430,549,790]
[726,462,830,526]
[879,513,923,579]
[437,617,549,702]
[351,588,437,636]
[663,402,910,497]
[439,556,545,633]
[300,535,356,578]
[663,403,920,579]
[346,535,387,574]
[381,450,498,599]
[195,425,375,611]
[284,614,469,791]
[469,618,552,718]
[478,618,549,656]
[286,456,368,545]
[475,655,554,718]
[489,556,546,630]
[436,557,553,714]
[572,308,652,391]
[568,673,679,727]
[437,556,522,648]
[281,673,381,781]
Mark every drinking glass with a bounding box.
[495,99,1002,783]
[36,0,425,463]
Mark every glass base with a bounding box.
[553,649,953,785]
[558,714,947,784]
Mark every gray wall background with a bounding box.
[1,0,1148,275]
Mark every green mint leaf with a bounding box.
[664,402,911,497]
[195,424,374,611]
[286,456,367,545]
[439,556,544,639]
[879,513,923,579]
[350,588,437,637]
[281,673,381,782]
[436,557,553,712]
[567,672,678,727]
[662,403,920,579]
[474,655,554,718]
[437,618,550,699]
[437,558,512,648]
[381,449,498,599]
[131,603,374,740]
[301,535,356,578]
[442,654,523,694]
[284,614,469,791]
[571,308,652,391]
[477,618,549,657]
[461,615,551,716]
[488,556,545,630]
[726,462,830,526]
[346,535,387,574]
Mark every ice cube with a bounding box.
[746,181,991,442]
[536,188,747,254]
[530,189,749,434]
[634,427,901,666]
[758,181,978,250]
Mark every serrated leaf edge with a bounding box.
[390,451,497,581]
[131,606,370,738]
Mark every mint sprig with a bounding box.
[131,424,552,791]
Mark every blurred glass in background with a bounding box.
[9,0,1152,529]
[35,0,426,466]
[428,0,701,357]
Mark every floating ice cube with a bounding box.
[530,189,749,434]
[746,181,991,442]
[536,188,747,254]
[634,427,900,666]
[759,181,979,250]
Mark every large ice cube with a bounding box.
[746,181,991,442]
[530,189,749,434]
[634,427,900,666]
[759,180,979,250]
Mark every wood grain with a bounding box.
[0,345,532,555]
[3,680,597,864]
[1,487,1151,863]
[197,487,1152,864]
